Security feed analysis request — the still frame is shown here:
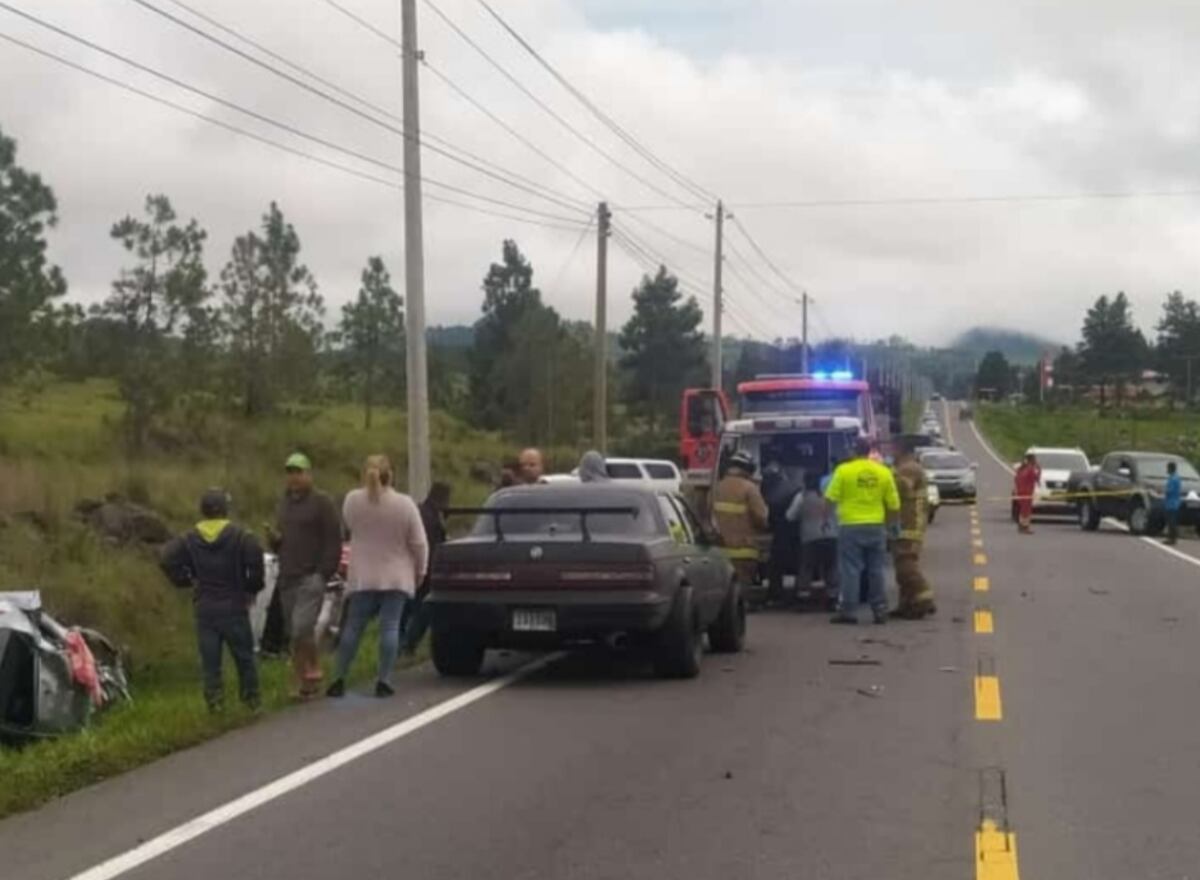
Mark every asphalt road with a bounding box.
[4,407,1200,880]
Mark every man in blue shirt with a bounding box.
[1164,461,1183,546]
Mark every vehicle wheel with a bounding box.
[1128,502,1150,536]
[1078,498,1100,532]
[708,580,746,653]
[654,588,702,679]
[430,628,485,677]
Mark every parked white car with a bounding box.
[602,458,683,492]
[1016,446,1091,516]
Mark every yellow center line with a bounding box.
[974,609,994,634]
[974,576,990,592]
[974,553,988,565]
[975,675,1004,720]
[976,820,1021,880]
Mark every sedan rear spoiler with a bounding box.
[446,507,640,543]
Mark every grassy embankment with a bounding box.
[975,403,1200,465]
[0,380,565,818]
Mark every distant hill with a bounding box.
[950,327,1063,365]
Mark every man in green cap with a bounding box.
[272,452,342,699]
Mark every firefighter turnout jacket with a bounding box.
[894,459,928,543]
[713,472,769,562]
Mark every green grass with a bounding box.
[0,379,539,818]
[976,403,1200,465]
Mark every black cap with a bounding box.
[200,488,230,519]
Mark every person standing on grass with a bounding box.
[272,453,342,700]
[160,489,265,712]
[401,481,452,655]
[327,455,429,698]
[1164,460,1183,546]
[1013,452,1041,535]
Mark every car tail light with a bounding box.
[437,569,513,586]
[559,565,655,586]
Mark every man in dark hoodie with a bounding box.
[161,489,266,711]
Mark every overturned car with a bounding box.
[0,591,130,742]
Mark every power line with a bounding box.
[118,0,590,216]
[472,0,716,205]
[159,0,396,120]
[730,190,1200,209]
[724,236,797,309]
[0,27,587,231]
[317,0,397,46]
[722,259,798,329]
[728,215,805,297]
[611,224,710,293]
[545,216,596,292]
[419,0,700,210]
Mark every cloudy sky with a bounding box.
[3,0,1200,346]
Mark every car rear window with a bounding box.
[645,463,678,479]
[470,491,661,538]
[606,463,644,479]
[923,453,970,469]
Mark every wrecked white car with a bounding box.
[0,591,130,741]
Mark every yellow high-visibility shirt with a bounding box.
[824,458,900,526]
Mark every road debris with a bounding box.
[1087,587,1111,596]
[829,657,881,666]
[858,636,907,651]
[939,666,959,673]
[855,685,884,698]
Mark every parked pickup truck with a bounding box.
[1069,450,1200,535]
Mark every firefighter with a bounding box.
[713,451,769,592]
[892,450,936,619]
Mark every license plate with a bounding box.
[511,609,556,632]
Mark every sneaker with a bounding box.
[325,679,346,699]
[375,681,395,698]
[830,614,858,625]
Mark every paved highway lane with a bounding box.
[954,404,1200,878]
[10,412,1199,880]
[4,501,988,880]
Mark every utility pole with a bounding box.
[401,0,429,499]
[711,200,724,390]
[593,202,611,451]
[799,292,810,374]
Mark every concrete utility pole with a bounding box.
[711,200,724,390]
[593,202,611,451]
[799,292,810,374]
[401,0,430,499]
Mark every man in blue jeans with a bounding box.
[824,438,901,624]
[1164,460,1183,546]
[161,489,266,711]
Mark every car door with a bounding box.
[670,494,725,619]
[1097,456,1130,517]
[655,494,708,600]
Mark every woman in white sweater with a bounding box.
[327,455,429,698]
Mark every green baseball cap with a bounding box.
[284,452,312,471]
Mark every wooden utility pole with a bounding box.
[401,0,430,499]
[711,200,725,390]
[593,202,611,451]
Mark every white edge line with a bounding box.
[968,405,1200,571]
[68,654,562,880]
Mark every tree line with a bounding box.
[0,124,709,456]
[975,290,1200,405]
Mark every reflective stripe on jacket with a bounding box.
[713,473,768,560]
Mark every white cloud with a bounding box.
[3,0,1200,348]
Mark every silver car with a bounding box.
[919,450,977,499]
